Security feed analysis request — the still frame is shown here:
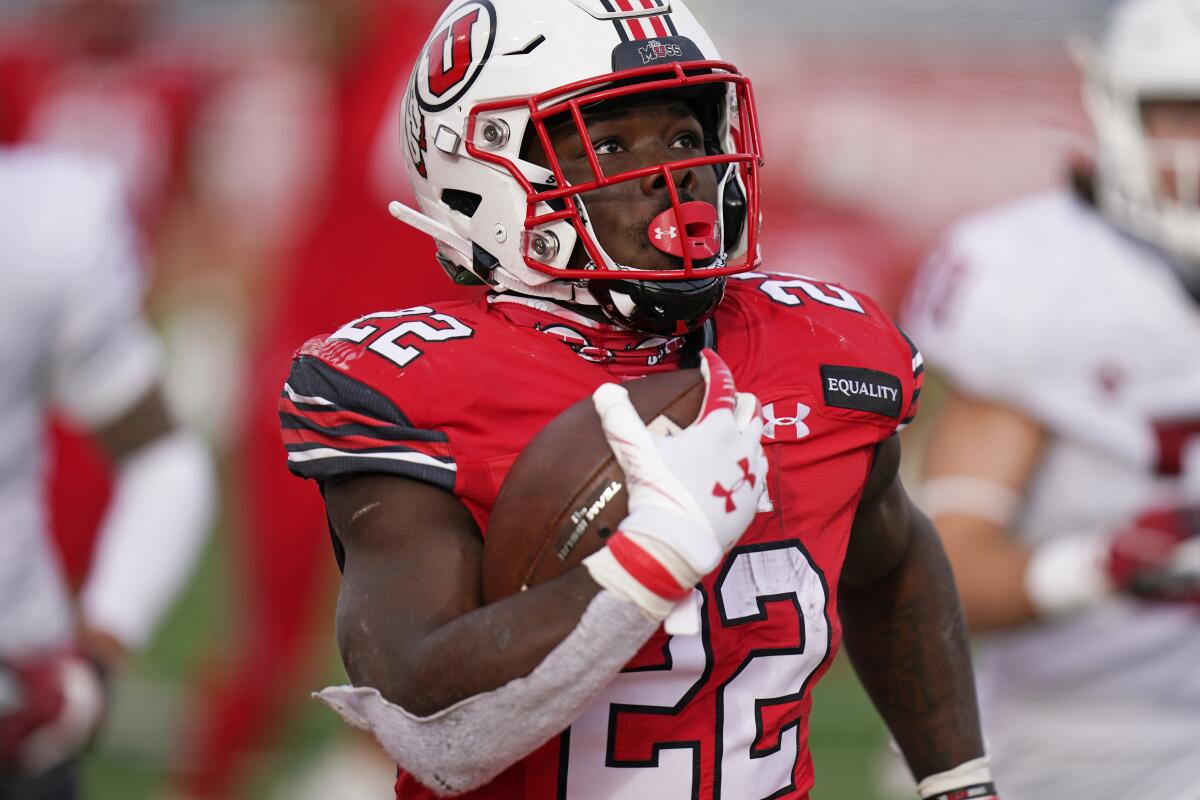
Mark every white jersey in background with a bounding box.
[903,189,1200,799]
[0,149,161,658]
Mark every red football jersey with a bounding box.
[281,273,922,800]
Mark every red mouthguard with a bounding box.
[647,201,721,260]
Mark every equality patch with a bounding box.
[820,365,903,418]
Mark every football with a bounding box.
[482,368,706,603]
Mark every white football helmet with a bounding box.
[1082,0,1200,271]
[393,0,763,334]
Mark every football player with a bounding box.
[901,0,1200,797]
[0,147,214,797]
[281,1,996,798]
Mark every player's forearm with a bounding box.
[839,515,984,782]
[338,566,604,716]
[323,589,659,795]
[936,516,1039,630]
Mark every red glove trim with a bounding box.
[607,532,690,602]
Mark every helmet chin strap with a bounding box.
[587,275,728,336]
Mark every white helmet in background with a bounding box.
[392,0,763,334]
[1082,0,1200,270]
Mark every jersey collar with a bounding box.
[487,293,694,376]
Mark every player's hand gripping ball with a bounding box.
[483,350,766,611]
[483,363,707,603]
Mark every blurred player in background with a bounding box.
[0,0,212,229]
[903,0,1200,796]
[171,1,476,796]
[0,0,219,596]
[0,147,214,798]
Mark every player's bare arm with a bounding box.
[839,435,987,785]
[0,152,214,780]
[923,387,1200,629]
[326,351,763,717]
[920,390,1045,630]
[91,386,174,461]
[326,473,602,716]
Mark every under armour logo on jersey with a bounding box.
[654,226,678,240]
[762,401,811,441]
[713,458,757,513]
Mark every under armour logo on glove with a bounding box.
[712,458,757,513]
[654,226,678,240]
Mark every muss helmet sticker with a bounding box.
[415,0,497,113]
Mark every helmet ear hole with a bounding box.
[442,189,484,218]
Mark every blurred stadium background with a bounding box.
[0,0,1121,797]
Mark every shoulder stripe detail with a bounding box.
[279,413,448,445]
[894,323,925,378]
[287,447,455,471]
[287,356,414,428]
[895,324,919,356]
[278,400,447,444]
[282,382,335,408]
[280,354,456,490]
[281,428,453,459]
[285,450,456,492]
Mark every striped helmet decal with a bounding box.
[600,0,679,43]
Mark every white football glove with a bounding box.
[584,349,767,622]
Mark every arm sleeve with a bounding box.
[80,430,216,649]
[280,354,457,491]
[48,168,161,428]
[316,590,658,797]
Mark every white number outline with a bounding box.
[562,602,710,800]
[329,306,474,367]
[560,542,832,800]
[730,271,866,314]
[713,542,831,800]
